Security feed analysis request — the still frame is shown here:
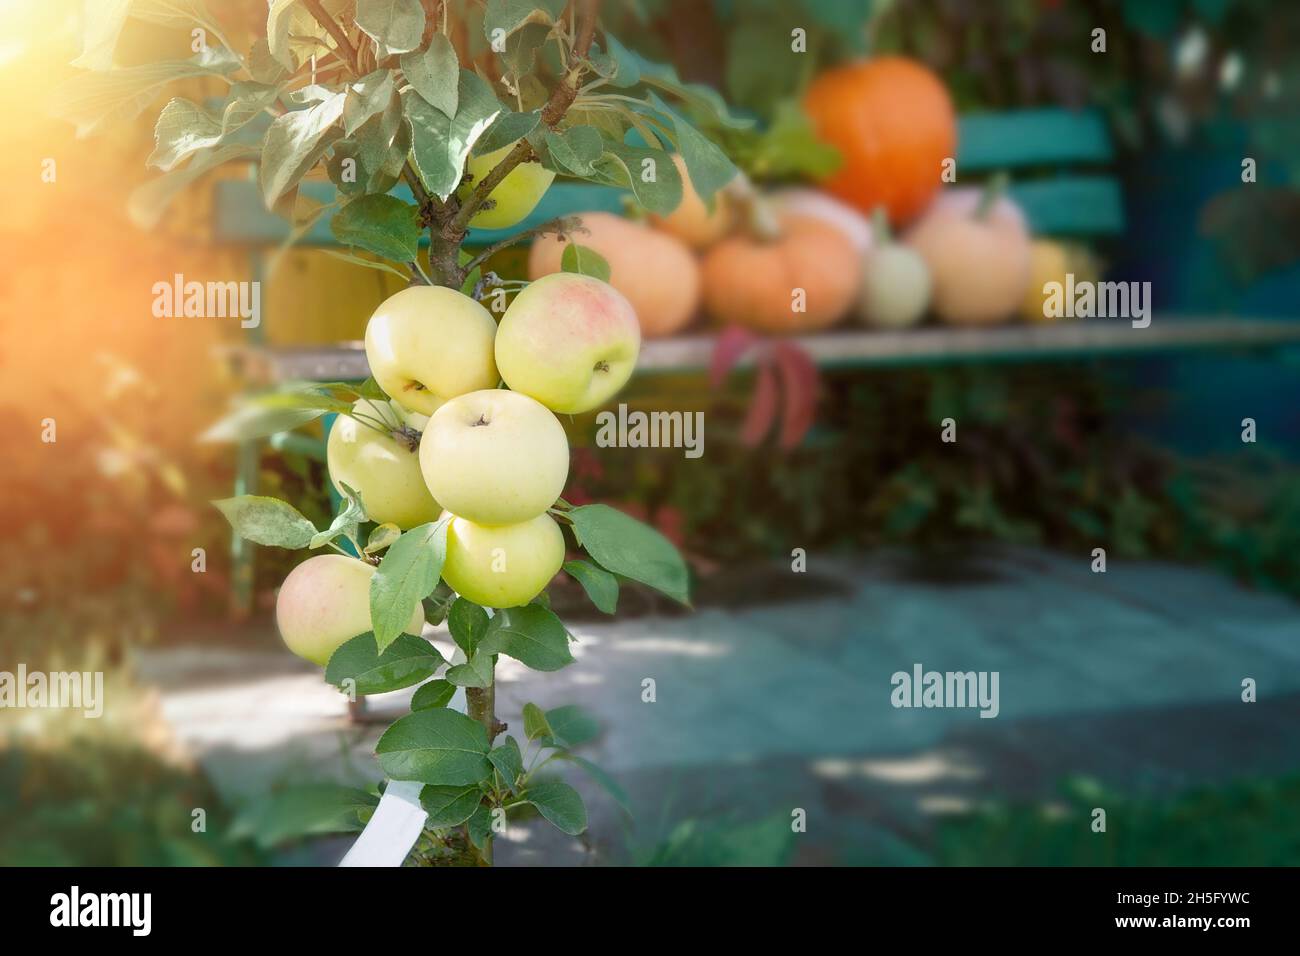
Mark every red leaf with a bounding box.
[741,357,779,447]
[772,341,819,450]
[709,324,758,389]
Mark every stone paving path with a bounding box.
[141,546,1300,864]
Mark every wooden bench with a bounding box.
[212,107,1300,611]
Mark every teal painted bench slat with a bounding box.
[956,108,1114,170]
[1009,176,1125,237]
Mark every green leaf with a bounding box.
[148,84,279,172]
[482,0,566,43]
[475,109,541,155]
[230,784,378,849]
[331,193,420,262]
[51,53,238,137]
[310,481,366,549]
[325,632,445,695]
[260,92,346,209]
[542,704,600,748]
[597,143,683,216]
[557,753,630,816]
[376,708,491,785]
[478,605,575,672]
[266,0,302,68]
[419,784,483,827]
[568,504,690,605]
[487,735,524,792]
[411,678,456,711]
[213,495,317,549]
[541,125,603,176]
[444,650,494,689]
[365,523,402,554]
[344,70,396,135]
[448,70,504,181]
[356,0,426,55]
[522,702,553,741]
[523,779,587,835]
[562,560,618,614]
[403,89,457,200]
[560,243,611,283]
[72,0,131,71]
[466,805,493,850]
[448,598,490,657]
[199,401,323,443]
[250,388,355,414]
[600,33,642,89]
[369,517,450,653]
[645,93,737,202]
[129,141,258,230]
[401,34,459,117]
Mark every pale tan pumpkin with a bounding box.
[528,211,701,338]
[905,183,1032,326]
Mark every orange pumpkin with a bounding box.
[905,183,1031,326]
[804,57,957,226]
[701,213,860,333]
[529,211,701,338]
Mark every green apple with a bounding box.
[364,286,499,416]
[458,143,556,231]
[326,399,441,529]
[494,272,641,414]
[419,388,569,526]
[442,512,565,608]
[275,554,425,665]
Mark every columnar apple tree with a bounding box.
[57,0,745,865]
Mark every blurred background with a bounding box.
[2,0,1299,866]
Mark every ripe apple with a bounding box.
[364,286,499,416]
[275,554,424,665]
[494,273,641,414]
[326,399,441,529]
[442,512,565,608]
[458,143,556,231]
[419,388,569,526]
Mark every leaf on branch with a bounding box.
[475,110,541,156]
[51,52,239,137]
[369,517,450,652]
[540,704,601,749]
[444,650,494,688]
[401,34,459,118]
[325,632,445,696]
[131,141,259,229]
[310,481,367,550]
[521,702,553,741]
[260,91,346,209]
[592,143,683,216]
[376,708,491,786]
[645,92,737,203]
[343,70,396,135]
[356,0,426,56]
[447,598,490,658]
[599,33,642,89]
[540,125,603,176]
[568,504,691,605]
[213,495,318,549]
[331,193,421,262]
[524,779,587,836]
[482,0,567,45]
[562,560,618,614]
[448,70,504,175]
[199,400,323,443]
[365,523,402,554]
[403,90,456,199]
[410,678,456,711]
[559,244,611,282]
[71,0,131,72]
[488,736,524,793]
[477,605,575,672]
[230,784,378,848]
[419,784,482,828]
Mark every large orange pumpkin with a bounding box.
[701,213,860,333]
[804,57,957,226]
